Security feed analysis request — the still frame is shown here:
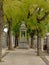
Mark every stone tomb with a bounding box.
[18,21,29,49]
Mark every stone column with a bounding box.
[41,38,44,52]
[34,36,37,49]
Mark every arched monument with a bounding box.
[18,21,29,49]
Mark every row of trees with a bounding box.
[0,0,49,61]
[4,0,49,55]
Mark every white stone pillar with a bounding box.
[41,38,44,52]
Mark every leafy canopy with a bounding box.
[3,0,49,36]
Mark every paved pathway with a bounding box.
[0,49,47,65]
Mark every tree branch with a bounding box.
[27,6,49,23]
[37,11,49,22]
[27,7,38,18]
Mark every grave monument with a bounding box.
[18,21,29,49]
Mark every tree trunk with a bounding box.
[0,33,2,61]
[37,30,41,56]
[46,35,49,53]
[7,19,13,50]
[14,35,18,48]
[27,33,29,44]
[0,0,4,61]
[30,36,34,48]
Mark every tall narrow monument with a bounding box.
[18,21,29,49]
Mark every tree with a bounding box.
[12,21,20,48]
[26,0,49,55]
[17,0,49,55]
[0,0,4,61]
[7,18,13,50]
[3,0,22,49]
[30,30,36,48]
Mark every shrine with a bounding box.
[18,21,29,48]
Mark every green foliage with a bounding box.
[12,22,20,35]
[3,0,49,36]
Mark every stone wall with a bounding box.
[2,32,7,48]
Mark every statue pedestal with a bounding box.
[18,42,29,49]
[18,38,29,49]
